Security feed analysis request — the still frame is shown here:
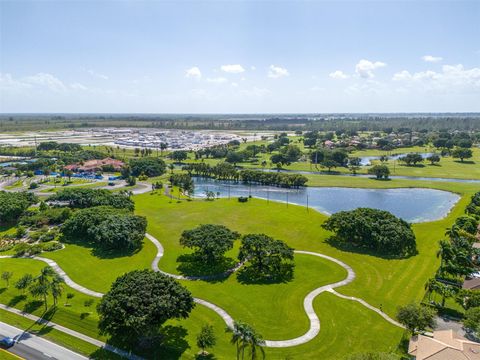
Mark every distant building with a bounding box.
[408,330,480,359]
[64,158,124,172]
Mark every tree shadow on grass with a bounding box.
[236,264,294,285]
[23,300,43,313]
[176,254,236,281]
[8,294,27,307]
[454,160,475,164]
[0,288,6,295]
[105,325,189,360]
[325,236,417,260]
[61,236,143,259]
[195,353,217,360]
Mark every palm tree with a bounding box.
[30,283,50,311]
[247,331,265,360]
[227,321,265,360]
[50,274,65,306]
[445,225,460,239]
[30,266,57,310]
[228,321,250,360]
[168,163,175,174]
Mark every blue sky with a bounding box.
[1,0,479,113]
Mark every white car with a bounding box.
[470,271,480,278]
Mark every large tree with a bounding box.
[0,191,38,224]
[179,224,240,262]
[451,148,473,162]
[129,157,166,177]
[49,188,134,210]
[62,206,146,250]
[97,270,194,343]
[463,307,480,338]
[368,164,390,180]
[322,208,416,257]
[238,234,294,278]
[396,303,436,334]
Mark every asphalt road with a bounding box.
[0,321,87,360]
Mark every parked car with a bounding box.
[470,271,480,279]
[0,336,15,348]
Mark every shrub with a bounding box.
[48,188,134,210]
[42,241,63,252]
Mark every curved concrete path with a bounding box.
[146,235,403,347]
[1,234,403,349]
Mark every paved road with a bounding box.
[0,321,87,360]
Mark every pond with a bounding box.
[192,178,460,223]
[359,152,434,166]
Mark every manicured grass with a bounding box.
[0,258,103,340]
[0,348,23,360]
[39,181,108,193]
[0,309,120,359]
[182,253,347,340]
[265,292,405,359]
[2,177,476,358]
[181,143,480,180]
[41,238,156,293]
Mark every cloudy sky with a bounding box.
[1,0,479,113]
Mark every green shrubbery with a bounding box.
[62,206,146,250]
[0,191,38,224]
[48,188,134,210]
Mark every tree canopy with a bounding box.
[97,270,195,342]
[238,233,294,281]
[396,303,436,333]
[129,157,166,177]
[368,165,390,180]
[62,206,146,250]
[48,188,134,210]
[179,224,240,262]
[0,191,38,224]
[322,208,416,257]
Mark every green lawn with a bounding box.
[178,143,480,180]
[0,308,119,359]
[1,177,477,359]
[0,258,103,340]
[41,238,156,293]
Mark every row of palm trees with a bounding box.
[14,266,65,311]
[228,321,265,360]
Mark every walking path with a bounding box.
[1,234,404,349]
[0,304,144,360]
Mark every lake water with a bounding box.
[359,152,434,166]
[192,178,460,223]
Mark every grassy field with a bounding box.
[1,177,477,359]
[175,141,480,180]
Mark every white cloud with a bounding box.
[87,69,108,80]
[329,70,349,79]
[185,66,202,79]
[250,66,256,71]
[392,64,480,91]
[231,82,239,87]
[23,73,67,92]
[0,73,32,92]
[220,64,245,74]
[268,65,289,78]
[206,77,228,84]
[355,59,386,79]
[241,87,270,97]
[70,83,88,91]
[422,55,443,63]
